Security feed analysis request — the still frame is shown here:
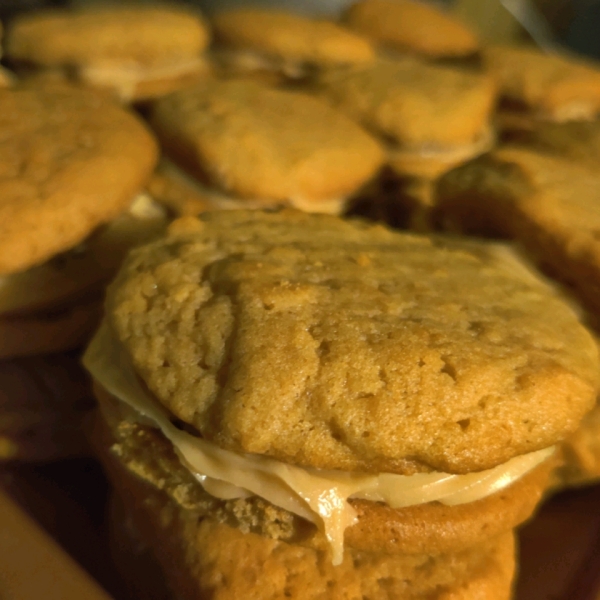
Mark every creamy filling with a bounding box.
[212,48,310,79]
[78,58,207,101]
[84,323,555,565]
[388,126,495,175]
[157,158,347,215]
[0,193,168,315]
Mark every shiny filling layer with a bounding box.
[84,323,555,565]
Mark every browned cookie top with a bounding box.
[344,0,479,58]
[6,5,210,68]
[485,45,600,121]
[316,57,496,150]
[0,82,158,275]
[148,79,384,205]
[105,210,599,475]
[212,8,374,67]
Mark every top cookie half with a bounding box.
[0,82,158,275]
[5,5,210,68]
[105,210,599,476]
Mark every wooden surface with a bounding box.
[0,484,113,600]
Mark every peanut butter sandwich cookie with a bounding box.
[0,81,165,358]
[485,45,600,124]
[211,7,374,81]
[83,209,599,599]
[148,79,384,215]
[5,4,210,102]
[316,57,496,228]
[344,0,480,59]
[316,58,497,179]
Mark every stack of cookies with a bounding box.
[0,1,599,599]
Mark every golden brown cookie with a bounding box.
[5,5,210,102]
[344,0,480,59]
[0,194,167,316]
[316,57,496,179]
[148,80,384,214]
[211,7,374,80]
[83,210,599,596]
[0,82,157,275]
[485,45,600,122]
[500,118,600,173]
[0,81,162,358]
[102,210,598,475]
[435,147,600,322]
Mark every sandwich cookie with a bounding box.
[500,118,600,174]
[84,210,599,598]
[0,81,163,358]
[211,7,374,81]
[343,0,480,59]
[316,58,496,180]
[485,45,600,123]
[316,57,496,228]
[5,5,211,102]
[148,79,384,215]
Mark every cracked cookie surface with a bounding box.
[106,210,599,475]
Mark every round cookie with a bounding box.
[148,79,384,214]
[104,210,598,475]
[0,81,157,276]
[0,80,161,358]
[5,5,210,102]
[485,44,600,122]
[344,0,480,59]
[316,57,496,180]
[211,7,374,79]
[84,209,599,595]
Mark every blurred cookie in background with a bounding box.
[500,118,600,173]
[343,0,480,59]
[486,44,600,125]
[148,78,384,215]
[210,7,374,81]
[316,56,496,228]
[0,81,163,358]
[4,3,211,102]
